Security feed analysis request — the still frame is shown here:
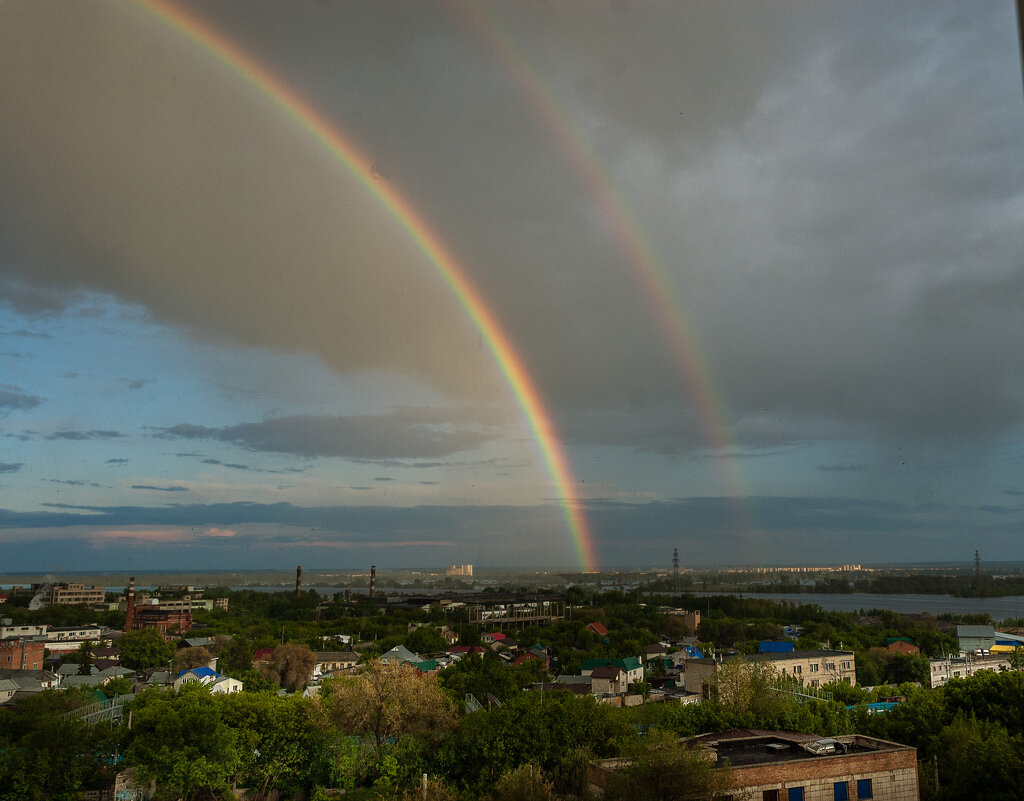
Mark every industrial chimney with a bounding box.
[295,565,302,598]
[370,565,376,599]
[124,576,136,632]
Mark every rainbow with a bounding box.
[135,0,599,572]
[457,5,754,540]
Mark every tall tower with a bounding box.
[370,565,376,599]
[124,576,136,632]
[673,548,679,576]
[295,565,302,598]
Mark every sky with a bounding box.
[1,1,1023,573]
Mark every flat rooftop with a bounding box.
[688,732,913,769]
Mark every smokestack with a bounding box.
[295,565,302,598]
[370,565,376,599]
[124,576,136,632]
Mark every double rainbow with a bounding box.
[137,0,599,572]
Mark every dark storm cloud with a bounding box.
[157,410,495,459]
[1,0,1021,462]
[0,387,41,411]
[0,462,22,473]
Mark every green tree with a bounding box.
[77,639,95,676]
[601,729,731,801]
[172,645,213,673]
[406,625,446,655]
[124,684,241,801]
[119,628,175,670]
[260,643,315,692]
[325,660,455,749]
[219,692,329,797]
[491,764,555,801]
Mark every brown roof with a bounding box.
[590,665,623,679]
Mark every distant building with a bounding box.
[445,564,473,577]
[124,577,191,636]
[45,583,106,606]
[956,625,996,655]
[659,607,701,635]
[927,654,1016,688]
[685,650,857,696]
[886,640,920,656]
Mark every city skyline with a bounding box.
[2,1,1023,572]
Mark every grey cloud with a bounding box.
[106,458,129,464]
[47,478,106,488]
[158,410,495,459]
[46,430,122,441]
[2,494,1021,568]
[0,462,23,473]
[131,484,189,492]
[0,387,41,411]
[125,379,148,390]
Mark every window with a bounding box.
[810,663,819,672]
[788,788,804,801]
[833,782,849,801]
[841,661,852,670]
[857,779,873,799]
[810,679,819,687]
[762,792,779,801]
[794,664,802,674]
[827,662,836,671]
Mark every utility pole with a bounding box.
[673,548,679,576]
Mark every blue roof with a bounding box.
[175,666,219,680]
[758,641,795,653]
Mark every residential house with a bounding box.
[587,622,609,638]
[379,644,424,666]
[313,651,360,679]
[173,666,236,691]
[210,676,244,694]
[886,640,920,656]
[589,730,919,800]
[590,665,629,695]
[0,678,19,704]
[582,656,644,685]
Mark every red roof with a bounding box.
[253,648,274,663]
[486,632,507,641]
[587,622,609,636]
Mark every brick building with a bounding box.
[124,577,191,636]
[589,730,919,800]
[0,637,46,671]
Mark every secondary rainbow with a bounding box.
[457,5,754,539]
[135,0,599,572]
